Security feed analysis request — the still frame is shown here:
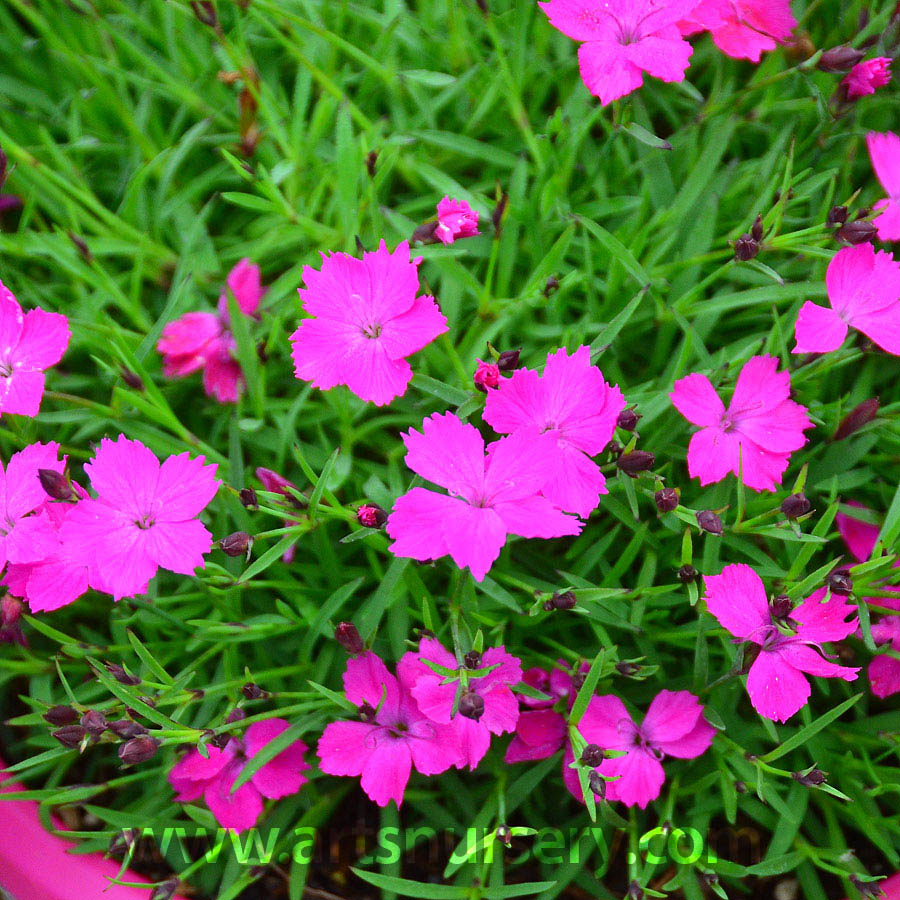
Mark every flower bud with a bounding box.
[108,719,148,740]
[358,701,377,723]
[616,408,641,431]
[119,736,161,766]
[150,877,181,900]
[678,564,698,584]
[108,828,138,858]
[735,780,747,793]
[473,359,500,392]
[335,622,365,655]
[751,214,764,242]
[53,725,87,748]
[581,744,605,767]
[0,596,25,646]
[458,690,485,721]
[44,705,78,726]
[849,875,885,899]
[106,663,141,686]
[834,398,878,441]
[588,769,606,799]
[827,205,849,227]
[616,661,642,676]
[366,150,378,178]
[38,468,73,501]
[827,568,853,595]
[626,881,644,900]
[241,682,265,699]
[836,219,876,244]
[818,45,865,71]
[543,276,559,297]
[492,192,509,234]
[770,595,794,620]
[80,710,109,736]
[189,1,217,27]
[497,349,521,371]
[549,590,577,610]
[495,824,512,845]
[119,367,144,391]
[219,531,252,558]
[781,493,811,519]
[239,487,258,508]
[616,450,655,477]
[464,650,483,669]
[411,221,439,244]
[696,510,723,535]
[356,503,388,528]
[792,767,827,786]
[734,233,760,261]
[226,708,247,724]
[68,231,91,262]
[655,488,679,513]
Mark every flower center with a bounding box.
[135,515,155,530]
[0,362,12,378]
[362,322,382,339]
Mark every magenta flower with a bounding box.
[678,0,796,62]
[539,0,696,105]
[868,618,900,699]
[157,259,265,403]
[867,132,900,242]
[0,280,70,418]
[836,502,900,610]
[435,197,480,245]
[843,57,892,99]
[703,564,860,722]
[398,638,522,769]
[58,436,220,600]
[565,691,715,809]
[793,244,900,356]
[473,358,500,391]
[317,652,462,807]
[290,241,447,407]
[170,719,309,833]
[483,346,626,518]
[386,412,582,581]
[670,355,812,492]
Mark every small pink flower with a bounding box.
[483,346,626,518]
[398,638,522,770]
[435,197,480,245]
[867,132,900,242]
[473,359,500,391]
[157,259,265,403]
[290,241,448,407]
[793,244,900,356]
[540,0,696,105]
[679,0,796,63]
[317,652,462,807]
[0,596,26,646]
[0,280,70,418]
[386,412,582,581]
[565,690,715,809]
[170,718,309,832]
[670,355,812,492]
[868,618,900,699]
[256,467,300,563]
[835,502,900,610]
[703,564,860,722]
[58,436,220,601]
[843,57,892,99]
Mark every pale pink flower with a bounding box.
[256,467,300,563]
[473,359,500,391]
[0,280,70,418]
[58,436,220,600]
[565,690,715,808]
[290,241,447,407]
[843,57,892,99]
[157,258,265,403]
[170,719,309,833]
[703,564,860,722]
[398,638,522,769]
[867,132,900,242]
[317,652,462,807]
[435,197,480,245]
[678,0,796,62]
[793,244,900,356]
[539,0,696,105]
[483,346,626,518]
[670,355,812,492]
[386,412,582,581]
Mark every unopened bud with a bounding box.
[44,705,78,726]
[366,150,378,178]
[581,744,605,767]
[106,663,140,686]
[38,469,72,501]
[241,682,264,699]
[616,408,641,431]
[497,349,520,371]
[735,780,747,793]
[849,875,885,899]
[834,398,878,441]
[80,710,109,736]
[226,708,247,724]
[239,487,258,508]
[150,876,180,900]
[792,767,827,786]
[335,622,364,655]
[781,493,811,519]
[119,736,160,766]
[818,45,865,72]
[827,205,849,227]
[616,661,642,676]
[53,725,87,748]
[616,450,655,477]
[655,488,679,513]
[678,564,698,584]
[120,367,144,391]
[473,360,500,392]
[464,650,483,669]
[836,219,876,245]
[358,701,377,723]
[696,510,723,535]
[108,720,148,739]
[219,531,252,558]
[108,829,138,858]
[411,221,439,244]
[495,824,512,845]
[827,569,853,595]
[734,234,760,261]
[626,881,644,900]
[492,192,508,234]
[550,590,577,610]
[458,690,485,721]
[0,596,25,645]
[189,1,217,27]
[588,769,606,799]
[357,503,388,528]
[751,215,764,242]
[543,276,559,297]
[770,595,794,620]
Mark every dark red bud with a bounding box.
[495,824,512,845]
[120,368,144,391]
[335,622,364,655]
[226,708,247,724]
[678,564,698,583]
[735,780,747,793]
[357,503,388,528]
[106,663,141,686]
[550,590,577,610]
[605,440,623,458]
[817,45,865,72]
[119,736,160,766]
[836,220,876,245]
[80,710,109,736]
[734,234,760,261]
[497,349,521,371]
[38,469,73,501]
[616,661,642,676]
[219,531,252,558]
[464,650,483,669]
[366,150,378,178]
[68,231,91,262]
[781,493,811,519]
[770,594,794,620]
[655,488,679,513]
[241,682,264,699]
[792,767,827,786]
[458,690,485,721]
[411,221,439,244]
[827,205,849,227]
[44,705,78,726]
[696,510,723,535]
[581,744,605,767]
[150,877,181,900]
[751,214,764,242]
[239,487,258,508]
[588,769,606,799]
[53,725,87,748]
[358,701,377,723]
[616,408,641,431]
[492,192,509,234]
[108,720,148,739]
[849,875,885,899]
[189,1,217,27]
[616,450,655,477]
[543,276,559,297]
[827,569,853,595]
[834,398,879,441]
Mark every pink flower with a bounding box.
[835,502,900,610]
[398,638,522,769]
[868,618,900,699]
[256,467,300,563]
[843,57,892,99]
[793,244,900,356]
[670,355,812,492]
[0,280,70,418]
[385,412,582,581]
[539,0,696,105]
[473,359,500,391]
[679,0,796,63]
[483,346,626,518]
[170,719,309,832]
[317,652,462,807]
[0,596,26,646]
[703,564,860,722]
[157,258,264,403]
[290,241,448,407]
[565,691,715,809]
[58,436,220,601]
[435,197,480,245]
[867,132,900,242]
